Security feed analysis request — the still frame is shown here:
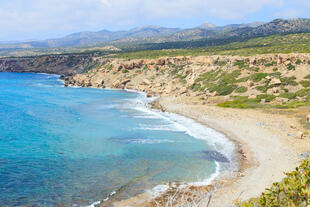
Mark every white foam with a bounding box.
[137,123,184,132]
[85,201,100,207]
[129,138,175,144]
[85,88,236,205]
[121,91,236,188]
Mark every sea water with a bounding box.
[0,72,234,206]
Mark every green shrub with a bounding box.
[279,93,297,100]
[280,76,298,86]
[272,67,278,72]
[233,60,248,69]
[296,88,310,97]
[241,158,310,207]
[236,76,250,83]
[256,94,276,102]
[296,59,302,65]
[264,61,277,67]
[235,86,248,93]
[190,83,201,91]
[195,70,221,82]
[270,72,281,78]
[248,67,259,72]
[304,74,310,79]
[287,64,296,70]
[255,85,270,93]
[251,73,268,82]
[308,60,310,65]
[104,64,112,70]
[274,101,310,108]
[209,84,238,96]
[214,58,227,66]
[122,69,129,73]
[300,80,310,87]
[217,100,251,108]
[217,96,261,108]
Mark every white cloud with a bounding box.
[0,0,305,41]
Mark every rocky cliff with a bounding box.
[64,54,310,107]
[0,54,97,75]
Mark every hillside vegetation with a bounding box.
[114,33,310,59]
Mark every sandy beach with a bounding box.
[158,96,310,206]
[108,95,310,207]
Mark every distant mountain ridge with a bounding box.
[1,18,310,49]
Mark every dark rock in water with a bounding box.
[203,150,230,163]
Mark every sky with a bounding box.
[1,0,310,42]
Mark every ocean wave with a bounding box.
[120,92,237,185]
[85,201,100,207]
[128,138,175,144]
[137,123,184,132]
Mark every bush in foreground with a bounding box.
[240,158,310,207]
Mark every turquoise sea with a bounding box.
[0,72,234,207]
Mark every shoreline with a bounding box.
[79,88,238,207]
[155,97,309,206]
[110,95,309,207]
[109,96,247,207]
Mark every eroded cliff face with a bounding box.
[64,54,310,105]
[0,54,97,75]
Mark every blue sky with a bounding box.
[0,0,310,41]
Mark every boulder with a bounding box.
[141,79,151,85]
[179,87,188,94]
[210,91,218,97]
[112,80,122,88]
[247,80,254,87]
[121,79,131,85]
[90,76,105,88]
[146,92,153,98]
[270,78,281,85]
[156,59,166,66]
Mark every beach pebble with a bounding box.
[146,92,152,97]
[290,124,296,129]
[297,131,304,139]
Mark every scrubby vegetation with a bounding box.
[114,33,310,59]
[235,86,248,93]
[240,158,310,207]
[190,69,241,96]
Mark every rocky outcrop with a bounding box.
[0,54,97,75]
[61,53,310,106]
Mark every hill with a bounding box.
[1,18,310,53]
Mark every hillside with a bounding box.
[1,18,310,54]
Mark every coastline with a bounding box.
[155,96,309,206]
[109,95,309,207]
[106,94,241,207]
[74,88,237,207]
[4,52,310,206]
